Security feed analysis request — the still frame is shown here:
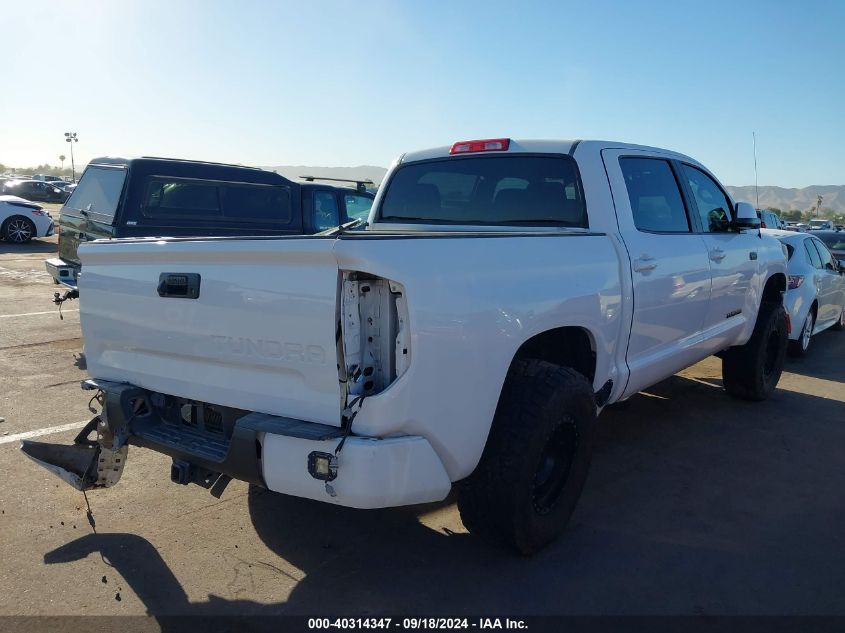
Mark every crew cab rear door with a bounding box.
[78,237,343,426]
[602,149,712,397]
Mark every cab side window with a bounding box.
[681,165,733,233]
[344,194,373,222]
[619,158,690,233]
[804,239,823,269]
[811,239,836,270]
[313,190,340,231]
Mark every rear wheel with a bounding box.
[788,309,815,356]
[458,360,597,555]
[722,302,788,401]
[3,216,36,244]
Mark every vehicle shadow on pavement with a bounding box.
[0,240,57,255]
[43,371,845,616]
[781,328,845,383]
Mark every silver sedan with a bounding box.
[763,229,845,356]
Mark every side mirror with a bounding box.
[734,202,761,230]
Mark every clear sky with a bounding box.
[1,0,843,187]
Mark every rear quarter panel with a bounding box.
[334,233,623,480]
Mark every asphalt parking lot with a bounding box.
[1,227,844,616]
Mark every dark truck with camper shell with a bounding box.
[46,157,374,289]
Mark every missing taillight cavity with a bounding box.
[339,272,411,400]
[788,275,804,290]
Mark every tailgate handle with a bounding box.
[157,273,201,299]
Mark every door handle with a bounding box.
[633,255,657,272]
[709,249,726,262]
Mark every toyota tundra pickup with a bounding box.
[23,139,788,554]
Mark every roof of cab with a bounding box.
[398,139,698,165]
[84,156,291,186]
[88,156,262,170]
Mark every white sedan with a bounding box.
[0,195,55,244]
[764,229,845,355]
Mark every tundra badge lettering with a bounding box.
[210,335,326,365]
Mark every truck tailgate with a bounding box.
[78,238,342,425]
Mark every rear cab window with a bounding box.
[63,166,127,223]
[378,155,586,227]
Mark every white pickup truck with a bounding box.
[24,139,789,554]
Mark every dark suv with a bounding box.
[3,179,69,203]
[46,157,374,288]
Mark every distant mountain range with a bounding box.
[264,166,845,214]
[725,185,845,213]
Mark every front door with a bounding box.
[603,150,713,397]
[678,163,758,350]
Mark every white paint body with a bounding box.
[0,195,54,239]
[78,140,787,508]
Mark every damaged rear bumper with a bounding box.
[21,380,452,509]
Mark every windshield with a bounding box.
[379,155,586,226]
[65,166,127,221]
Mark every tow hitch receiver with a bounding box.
[21,401,129,491]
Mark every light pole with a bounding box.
[64,132,78,182]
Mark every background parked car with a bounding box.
[47,157,374,288]
[813,229,845,264]
[758,208,784,229]
[2,179,69,203]
[0,195,55,243]
[52,181,77,194]
[763,229,845,355]
[809,219,835,230]
[32,174,65,183]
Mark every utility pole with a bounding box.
[752,132,759,209]
[64,132,78,181]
